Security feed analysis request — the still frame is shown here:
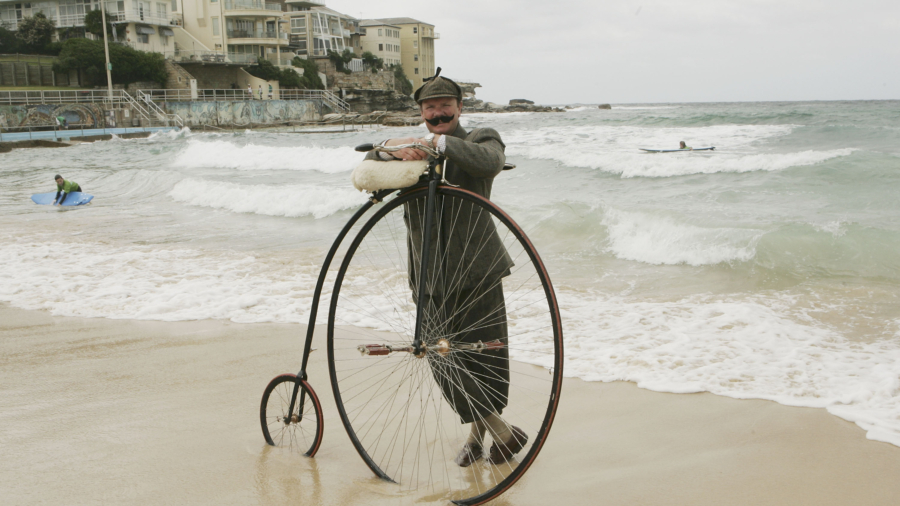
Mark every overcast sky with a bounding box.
[336,0,899,104]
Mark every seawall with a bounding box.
[158,100,321,128]
[0,99,324,131]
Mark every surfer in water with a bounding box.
[679,141,692,150]
[53,175,82,206]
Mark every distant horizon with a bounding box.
[467,98,900,108]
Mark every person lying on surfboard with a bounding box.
[679,141,692,150]
[54,175,83,206]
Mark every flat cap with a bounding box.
[414,67,462,103]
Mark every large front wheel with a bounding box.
[327,186,563,505]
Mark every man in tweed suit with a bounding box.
[363,69,527,468]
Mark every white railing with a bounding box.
[137,90,184,127]
[227,53,258,64]
[226,29,288,40]
[57,9,175,28]
[223,0,282,11]
[165,49,228,63]
[0,89,182,127]
[137,88,349,111]
[123,8,170,26]
[140,89,255,101]
[0,89,132,106]
[279,89,349,112]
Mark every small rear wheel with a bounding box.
[260,374,324,457]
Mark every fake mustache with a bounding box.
[425,114,455,126]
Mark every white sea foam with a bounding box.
[507,123,793,151]
[603,208,761,265]
[549,290,900,447]
[0,238,320,323]
[168,178,365,218]
[147,127,193,141]
[3,235,900,447]
[505,124,854,177]
[171,139,361,173]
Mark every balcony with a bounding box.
[223,0,283,16]
[423,32,440,39]
[226,29,289,43]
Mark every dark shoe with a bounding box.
[487,426,528,464]
[454,442,483,467]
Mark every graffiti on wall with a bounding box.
[0,104,107,129]
[161,100,321,127]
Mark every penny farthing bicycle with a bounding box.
[260,141,563,505]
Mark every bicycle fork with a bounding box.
[412,158,445,357]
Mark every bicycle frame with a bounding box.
[285,150,447,424]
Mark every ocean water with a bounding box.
[3,101,900,446]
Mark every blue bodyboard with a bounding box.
[31,192,94,206]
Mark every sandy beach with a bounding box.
[2,303,899,506]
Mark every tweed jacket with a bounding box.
[364,124,515,294]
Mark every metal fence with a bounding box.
[136,88,349,112]
[140,89,256,101]
[0,90,132,106]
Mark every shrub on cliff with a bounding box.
[360,51,383,74]
[246,58,281,82]
[391,64,413,96]
[291,57,324,90]
[83,10,126,39]
[246,58,315,89]
[53,38,167,86]
[15,12,55,54]
[327,49,353,74]
[0,27,23,53]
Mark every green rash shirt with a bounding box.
[57,180,79,193]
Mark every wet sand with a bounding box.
[2,303,900,506]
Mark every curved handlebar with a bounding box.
[355,142,441,158]
[355,143,516,171]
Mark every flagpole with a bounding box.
[100,1,113,101]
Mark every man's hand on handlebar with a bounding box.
[383,137,436,161]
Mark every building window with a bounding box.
[212,16,220,36]
[413,27,417,34]
[156,3,166,18]
[291,16,306,34]
[171,0,177,11]
[138,33,149,43]
[413,40,417,48]
[414,54,418,61]
[414,68,418,74]
[378,28,382,36]
[160,35,169,46]
[378,43,382,51]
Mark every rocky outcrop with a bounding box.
[342,89,417,114]
[598,104,612,109]
[509,99,534,105]
[465,101,563,113]
[321,111,422,126]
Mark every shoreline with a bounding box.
[2,303,900,505]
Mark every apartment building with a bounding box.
[178,0,288,64]
[0,0,181,55]
[282,0,359,59]
[358,19,400,66]
[372,17,436,90]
